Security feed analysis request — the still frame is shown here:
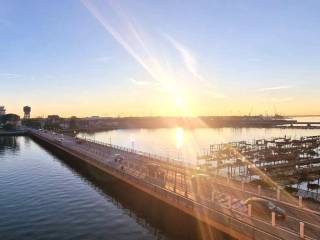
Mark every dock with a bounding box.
[197,136,320,185]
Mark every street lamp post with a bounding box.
[130,138,135,152]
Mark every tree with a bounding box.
[69,116,78,130]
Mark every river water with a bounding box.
[0,136,231,240]
[80,117,320,164]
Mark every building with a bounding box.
[47,115,61,124]
[0,114,20,130]
[0,106,6,116]
[44,115,66,130]
[23,106,31,119]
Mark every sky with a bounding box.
[1,0,320,117]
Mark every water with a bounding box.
[80,126,320,164]
[0,136,230,240]
[293,116,320,122]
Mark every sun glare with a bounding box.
[175,127,184,149]
[175,96,183,108]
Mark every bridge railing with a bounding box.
[83,137,195,168]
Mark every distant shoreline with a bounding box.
[286,115,320,117]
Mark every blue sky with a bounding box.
[1,0,320,117]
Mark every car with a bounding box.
[75,138,84,144]
[244,197,286,219]
[54,137,63,143]
[114,154,124,163]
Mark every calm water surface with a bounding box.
[0,136,175,240]
[81,123,320,164]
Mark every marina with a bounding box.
[197,136,320,185]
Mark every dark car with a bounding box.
[114,154,124,163]
[244,197,286,219]
[75,137,84,144]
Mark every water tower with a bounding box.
[23,106,31,119]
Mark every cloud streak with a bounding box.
[166,36,202,80]
[0,73,22,79]
[82,0,159,83]
[130,78,152,86]
[256,85,294,92]
[270,97,293,102]
[206,90,227,99]
[166,35,228,101]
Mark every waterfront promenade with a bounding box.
[29,129,320,240]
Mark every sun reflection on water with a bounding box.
[175,127,184,149]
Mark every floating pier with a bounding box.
[197,136,320,185]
